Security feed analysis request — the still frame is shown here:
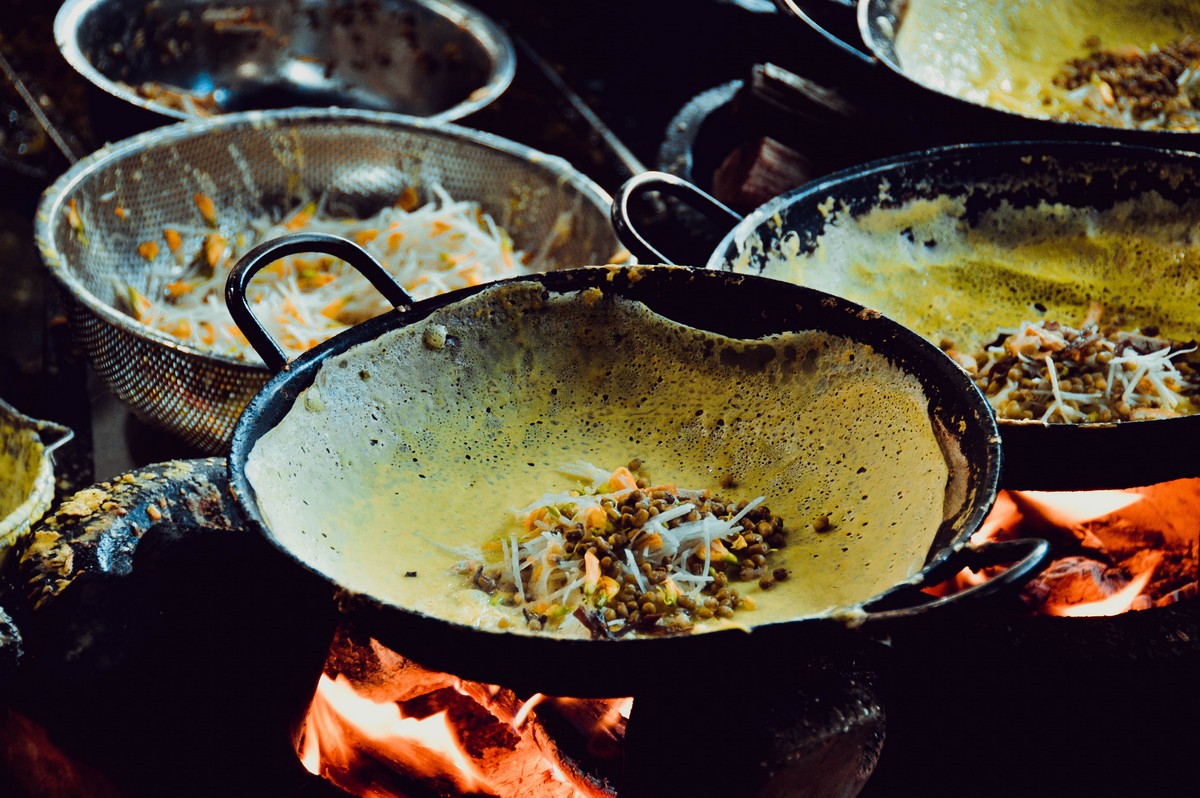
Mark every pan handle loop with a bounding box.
[857,537,1051,621]
[773,0,877,66]
[612,171,743,265]
[225,231,414,373]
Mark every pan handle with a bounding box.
[612,171,743,265]
[773,0,876,66]
[857,537,1051,622]
[225,231,414,373]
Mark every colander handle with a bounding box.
[856,537,1052,622]
[225,232,414,373]
[612,171,742,265]
[773,0,876,67]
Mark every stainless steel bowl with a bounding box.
[55,0,516,124]
[35,108,622,453]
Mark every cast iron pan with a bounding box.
[224,233,1048,697]
[614,142,1200,490]
[773,0,1200,149]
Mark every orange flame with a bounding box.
[1043,561,1158,617]
[301,673,489,793]
[1015,489,1143,525]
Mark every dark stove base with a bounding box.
[861,600,1200,798]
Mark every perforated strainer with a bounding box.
[36,109,621,453]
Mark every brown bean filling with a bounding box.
[1051,36,1200,129]
[462,461,791,638]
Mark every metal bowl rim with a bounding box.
[35,107,615,371]
[54,0,518,124]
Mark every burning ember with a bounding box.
[298,627,628,798]
[949,479,1200,616]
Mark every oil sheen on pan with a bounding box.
[244,282,950,638]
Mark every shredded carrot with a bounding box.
[354,229,379,247]
[137,241,159,261]
[597,575,621,600]
[636,532,663,550]
[582,505,608,531]
[114,206,127,219]
[430,220,452,236]
[609,467,638,491]
[320,298,348,320]
[387,231,405,250]
[302,272,336,290]
[163,228,183,253]
[709,538,737,563]
[396,186,419,212]
[583,550,601,593]
[460,266,483,286]
[166,280,193,298]
[203,233,226,269]
[283,203,315,231]
[128,288,152,318]
[525,506,550,531]
[66,199,83,234]
[193,192,217,226]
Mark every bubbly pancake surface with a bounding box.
[737,192,1200,349]
[892,0,1200,124]
[245,281,951,637]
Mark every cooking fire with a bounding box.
[299,626,627,798]
[941,479,1200,616]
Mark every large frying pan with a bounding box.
[775,0,1200,146]
[614,142,1200,491]
[223,233,1047,697]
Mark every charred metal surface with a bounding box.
[862,600,1200,797]
[623,627,884,798]
[15,458,236,611]
[8,458,339,798]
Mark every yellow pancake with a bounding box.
[892,0,1200,125]
[245,281,953,638]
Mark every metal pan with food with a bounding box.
[775,0,1200,145]
[223,233,1048,697]
[614,142,1200,490]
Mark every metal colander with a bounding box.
[36,109,622,453]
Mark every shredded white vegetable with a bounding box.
[952,313,1200,423]
[473,461,787,637]
[121,183,537,363]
